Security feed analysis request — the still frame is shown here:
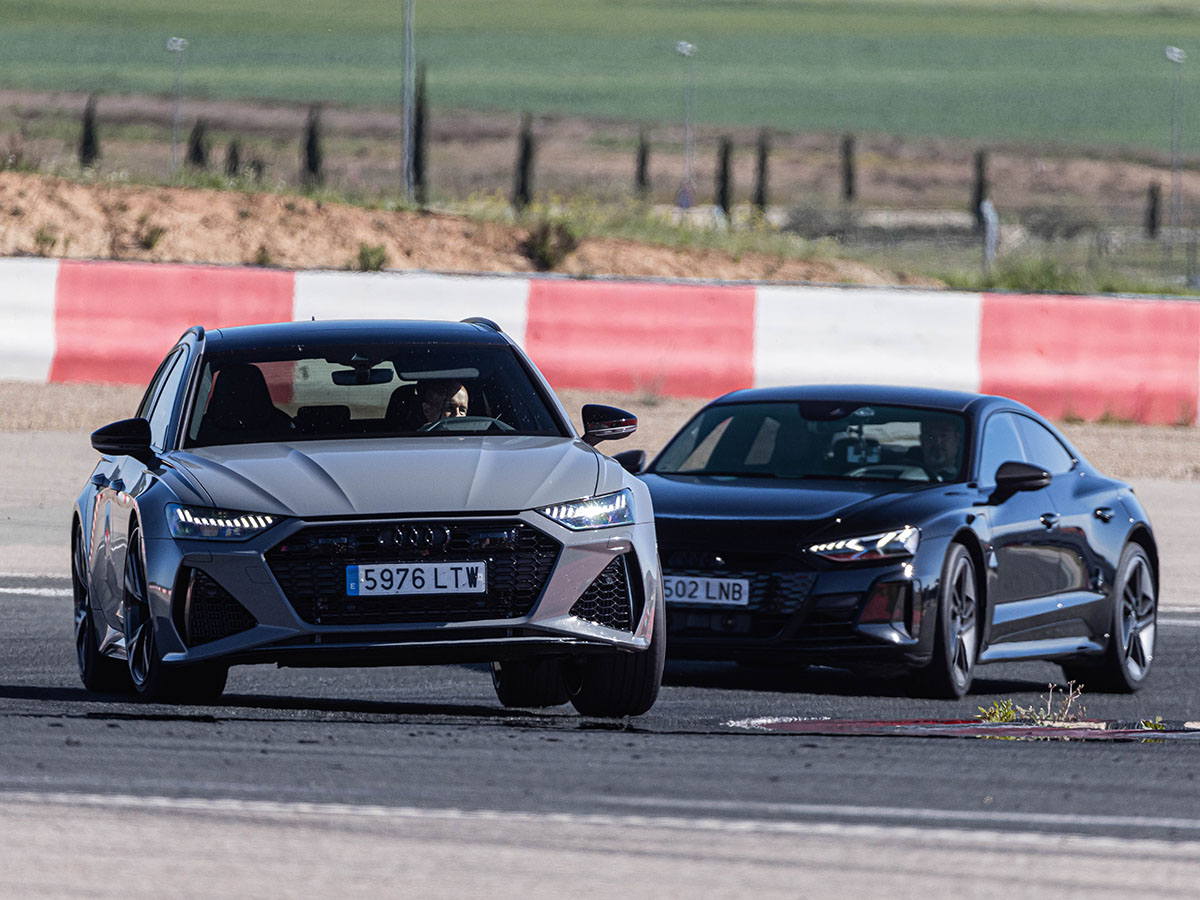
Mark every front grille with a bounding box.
[185,571,258,646]
[266,519,561,626]
[661,568,816,614]
[571,553,635,631]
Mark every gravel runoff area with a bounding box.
[4,380,1200,482]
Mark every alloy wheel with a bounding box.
[72,528,91,675]
[1118,554,1156,682]
[947,553,978,688]
[123,526,155,689]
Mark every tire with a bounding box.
[123,523,228,704]
[567,598,665,717]
[490,658,569,708]
[1062,543,1156,693]
[913,542,979,699]
[73,524,132,693]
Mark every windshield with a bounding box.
[653,401,968,483]
[185,342,566,447]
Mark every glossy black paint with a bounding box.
[639,385,1157,677]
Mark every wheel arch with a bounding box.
[949,527,988,633]
[1126,525,1159,594]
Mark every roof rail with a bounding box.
[461,317,503,333]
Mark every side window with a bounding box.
[978,413,1026,484]
[136,350,178,420]
[1014,416,1074,475]
[145,349,187,449]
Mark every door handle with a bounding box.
[1094,507,1114,523]
[1039,512,1059,529]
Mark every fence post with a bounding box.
[635,128,651,199]
[753,129,769,219]
[841,133,856,203]
[512,112,535,213]
[972,149,989,230]
[715,136,732,222]
[981,198,998,276]
[414,63,428,207]
[1147,182,1162,239]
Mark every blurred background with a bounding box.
[4,0,1200,291]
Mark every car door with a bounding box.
[97,346,189,634]
[1011,413,1110,636]
[976,411,1070,644]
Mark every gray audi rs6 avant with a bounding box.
[72,319,664,716]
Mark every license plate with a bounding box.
[662,575,750,607]
[346,561,487,596]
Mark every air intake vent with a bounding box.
[570,553,638,632]
[185,571,258,646]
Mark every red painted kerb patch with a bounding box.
[50,260,295,385]
[979,293,1200,425]
[524,280,755,397]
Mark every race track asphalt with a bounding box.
[3,433,1200,897]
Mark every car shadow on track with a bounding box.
[0,683,552,722]
[663,660,1064,699]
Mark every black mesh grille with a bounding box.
[266,520,561,626]
[186,571,258,646]
[570,554,635,631]
[661,568,816,613]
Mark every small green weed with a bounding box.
[355,242,388,272]
[135,216,166,250]
[521,219,578,271]
[33,225,57,255]
[976,681,1086,726]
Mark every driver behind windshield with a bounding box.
[418,380,469,425]
[916,417,963,481]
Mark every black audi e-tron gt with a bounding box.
[72,318,664,715]
[617,385,1158,698]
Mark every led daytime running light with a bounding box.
[167,504,278,540]
[537,489,633,530]
[809,526,919,563]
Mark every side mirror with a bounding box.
[992,460,1051,497]
[581,404,637,446]
[91,418,154,462]
[612,449,646,475]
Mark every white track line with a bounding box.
[0,587,70,597]
[587,795,1200,836]
[4,790,1200,856]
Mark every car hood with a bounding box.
[641,472,930,525]
[170,436,601,517]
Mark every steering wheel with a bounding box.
[419,415,515,433]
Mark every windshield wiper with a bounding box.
[671,469,778,478]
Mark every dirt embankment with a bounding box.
[0,171,936,285]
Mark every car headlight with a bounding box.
[166,504,279,541]
[809,526,919,563]
[537,489,634,530]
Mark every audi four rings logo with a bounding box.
[380,525,452,551]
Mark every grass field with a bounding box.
[3,1,1200,150]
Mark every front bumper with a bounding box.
[661,554,942,668]
[142,511,660,669]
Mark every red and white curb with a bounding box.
[4,257,1200,424]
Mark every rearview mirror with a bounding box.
[331,367,394,386]
[993,460,1051,495]
[612,449,646,474]
[582,404,637,446]
[91,418,154,462]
